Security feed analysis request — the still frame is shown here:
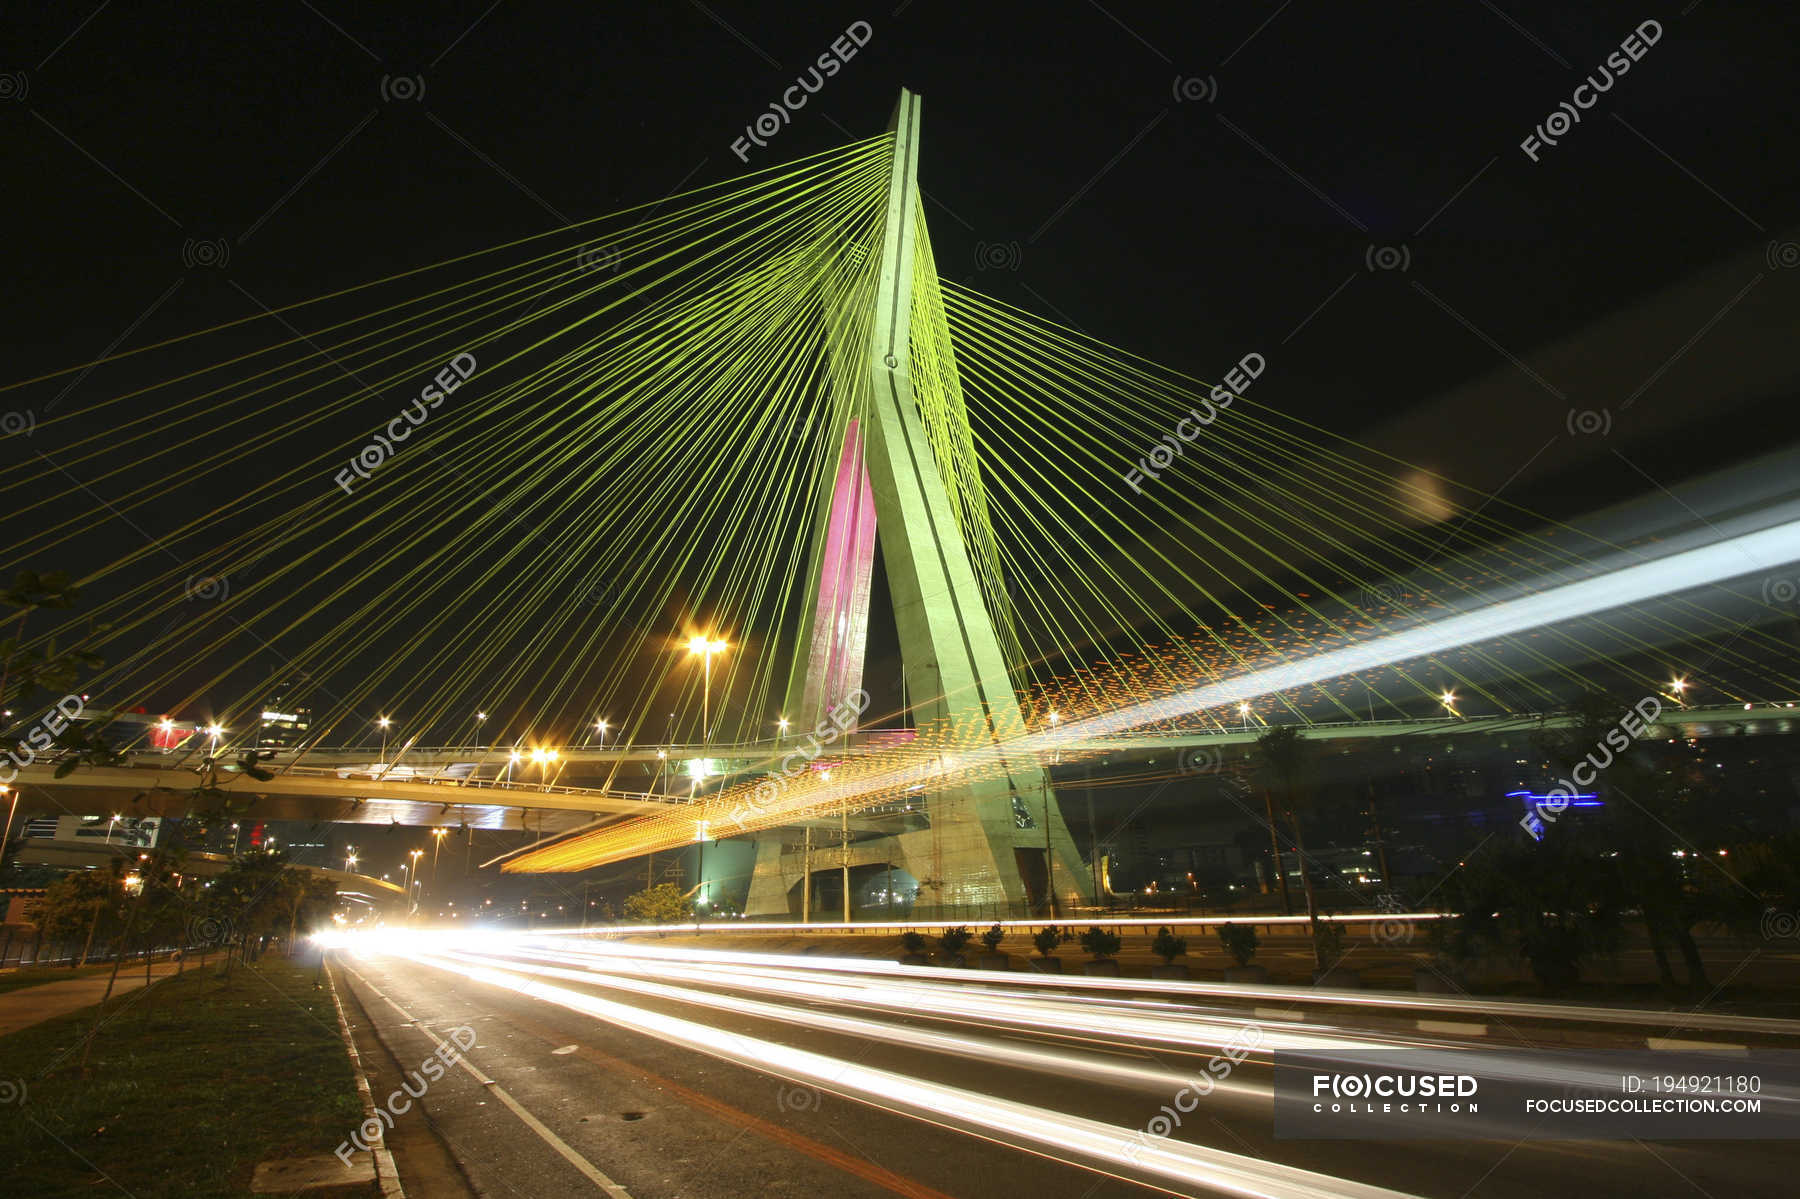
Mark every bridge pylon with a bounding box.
[747,90,1091,919]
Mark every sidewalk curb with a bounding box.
[326,958,406,1199]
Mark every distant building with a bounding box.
[257,680,312,749]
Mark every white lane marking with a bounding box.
[1255,1008,1307,1021]
[1417,1020,1487,1037]
[342,964,633,1197]
[1646,1037,1748,1055]
[553,1045,580,1055]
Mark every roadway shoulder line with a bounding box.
[1254,1007,1307,1021]
[342,963,633,1198]
[1646,1037,1748,1055]
[325,961,405,1198]
[1417,1019,1488,1036]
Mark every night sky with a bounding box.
[7,1,1799,721]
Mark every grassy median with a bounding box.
[0,952,375,1198]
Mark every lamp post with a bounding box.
[594,719,609,751]
[344,849,358,874]
[0,785,16,872]
[405,848,423,912]
[377,716,391,777]
[475,711,487,749]
[430,827,447,897]
[686,636,729,745]
[777,716,789,745]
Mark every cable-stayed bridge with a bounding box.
[5,90,1799,916]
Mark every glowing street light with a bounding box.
[345,849,359,873]
[1441,690,1458,714]
[776,716,790,745]
[686,635,729,745]
[377,716,392,776]
[430,827,448,895]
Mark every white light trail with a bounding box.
[792,516,1800,816]
[376,945,1426,1199]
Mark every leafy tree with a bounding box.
[622,882,692,923]
[37,863,127,965]
[937,925,972,956]
[1151,926,1187,963]
[1217,923,1258,966]
[1255,727,1319,955]
[1432,829,1624,992]
[1033,925,1067,957]
[899,930,927,955]
[1078,925,1121,960]
[979,923,1005,953]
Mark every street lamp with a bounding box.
[594,719,609,750]
[345,848,359,873]
[1238,702,1251,732]
[0,784,16,872]
[377,717,391,777]
[777,716,789,744]
[430,827,448,896]
[404,848,423,909]
[1441,690,1457,714]
[1670,677,1688,706]
[475,712,487,748]
[685,635,729,744]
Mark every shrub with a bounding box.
[1033,925,1064,956]
[980,923,1005,953]
[1217,923,1258,966]
[1313,917,1345,964]
[899,930,927,955]
[1150,926,1188,963]
[1079,925,1121,959]
[938,925,972,956]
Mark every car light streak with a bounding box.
[425,945,1272,1103]
[379,946,1426,1199]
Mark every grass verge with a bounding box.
[0,952,375,1198]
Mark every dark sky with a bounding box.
[6,1,1799,728]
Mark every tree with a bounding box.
[37,864,126,966]
[1078,925,1121,960]
[622,882,691,924]
[1255,727,1319,963]
[1216,923,1258,967]
[1151,926,1187,964]
[1432,829,1624,992]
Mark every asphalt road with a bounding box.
[331,936,1797,1199]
